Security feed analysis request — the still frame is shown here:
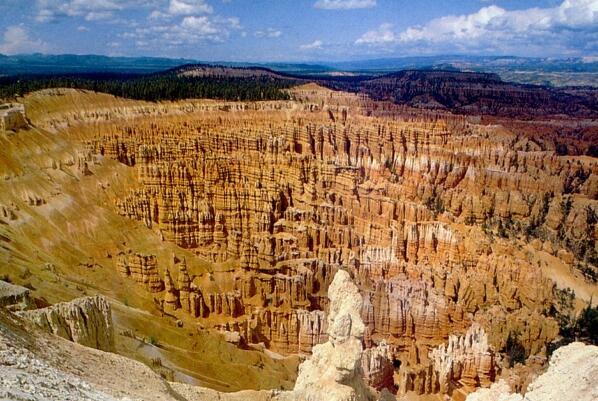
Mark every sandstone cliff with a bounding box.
[63,86,598,389]
[0,280,34,311]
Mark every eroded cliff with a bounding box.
[1,85,596,398]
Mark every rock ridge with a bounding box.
[19,295,115,352]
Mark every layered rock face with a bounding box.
[0,103,27,131]
[25,85,596,396]
[116,250,164,292]
[361,341,394,392]
[19,295,115,352]
[398,324,496,396]
[324,70,598,118]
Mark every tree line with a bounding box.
[0,72,295,102]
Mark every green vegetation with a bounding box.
[575,302,598,344]
[551,287,576,337]
[550,289,598,352]
[147,335,160,347]
[0,72,294,102]
[425,193,445,217]
[503,330,527,367]
[464,211,476,226]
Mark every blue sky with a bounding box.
[0,0,596,61]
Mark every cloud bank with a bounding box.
[314,0,376,10]
[356,0,598,55]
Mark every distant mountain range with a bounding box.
[327,55,598,73]
[1,53,597,87]
[0,54,334,76]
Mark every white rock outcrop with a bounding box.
[291,269,376,401]
[466,342,598,401]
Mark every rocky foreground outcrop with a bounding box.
[0,280,34,311]
[18,295,114,352]
[290,269,376,401]
[0,270,385,401]
[466,342,598,401]
[2,270,597,401]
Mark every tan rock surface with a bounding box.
[398,323,496,397]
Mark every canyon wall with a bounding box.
[3,86,596,397]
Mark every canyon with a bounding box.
[0,82,597,400]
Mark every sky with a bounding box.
[0,0,597,61]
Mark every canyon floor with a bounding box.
[1,83,597,400]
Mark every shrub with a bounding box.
[503,331,526,367]
[575,302,598,345]
[147,336,160,347]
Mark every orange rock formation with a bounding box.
[2,85,596,398]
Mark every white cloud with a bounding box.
[168,0,212,15]
[254,28,282,38]
[149,0,213,19]
[116,0,241,49]
[0,26,48,54]
[402,0,598,43]
[355,23,396,44]
[35,0,125,22]
[355,0,598,55]
[227,17,241,29]
[300,39,323,50]
[125,13,241,47]
[181,15,218,34]
[314,0,376,9]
